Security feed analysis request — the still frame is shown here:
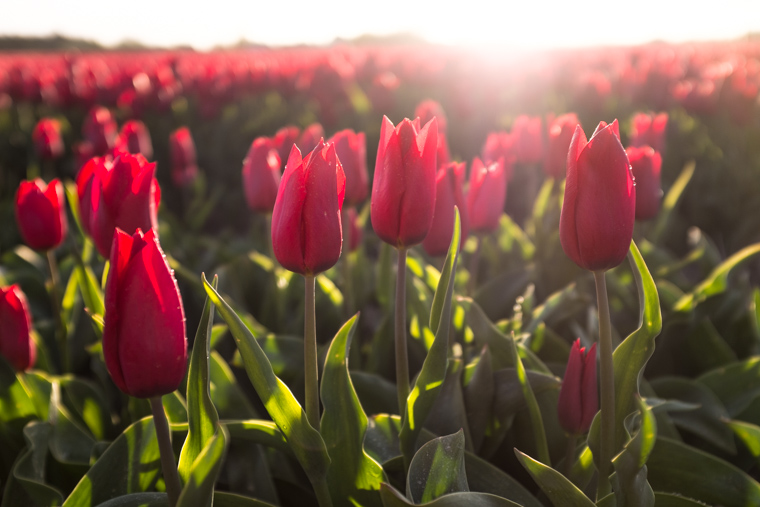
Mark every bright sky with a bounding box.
[2,0,759,50]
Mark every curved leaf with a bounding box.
[224,419,290,454]
[96,493,169,507]
[1,422,63,507]
[611,397,656,507]
[407,429,468,503]
[514,449,595,507]
[380,483,520,507]
[698,357,760,417]
[213,492,279,507]
[177,425,229,507]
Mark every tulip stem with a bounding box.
[46,250,68,373]
[593,270,615,500]
[395,247,410,416]
[562,434,577,478]
[150,397,182,507]
[304,274,320,430]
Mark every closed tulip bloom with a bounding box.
[32,118,64,160]
[423,162,468,256]
[557,339,597,435]
[371,116,438,248]
[512,115,545,165]
[242,137,281,213]
[630,112,668,153]
[89,153,161,258]
[83,106,117,155]
[103,228,186,398]
[15,178,67,251]
[627,146,662,221]
[329,129,368,207]
[272,140,345,275]
[118,120,153,160]
[0,285,36,372]
[169,127,199,187]
[467,157,507,234]
[481,131,516,181]
[545,113,580,179]
[273,125,300,168]
[415,100,451,166]
[560,120,635,272]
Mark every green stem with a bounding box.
[395,247,410,416]
[341,208,355,318]
[593,270,615,500]
[468,235,482,296]
[150,397,182,507]
[312,476,334,507]
[562,434,577,478]
[304,274,320,430]
[46,250,67,374]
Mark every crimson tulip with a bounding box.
[481,131,515,181]
[467,157,507,234]
[415,100,451,166]
[169,127,199,187]
[297,123,325,155]
[559,120,635,272]
[273,125,300,168]
[242,137,281,213]
[627,146,662,221]
[83,106,117,155]
[423,162,468,256]
[32,118,64,160]
[271,140,345,275]
[15,178,67,251]
[371,116,438,248]
[557,339,598,435]
[545,113,580,179]
[329,129,368,207]
[118,120,153,160]
[512,115,544,165]
[630,112,668,153]
[0,285,36,372]
[103,228,186,398]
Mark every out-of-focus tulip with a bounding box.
[103,228,186,398]
[371,116,438,248]
[297,123,325,155]
[630,112,668,153]
[273,126,300,168]
[15,178,67,251]
[557,339,597,435]
[329,129,368,207]
[627,146,663,221]
[467,157,507,234]
[545,113,580,179]
[481,131,516,181]
[73,141,95,171]
[0,285,36,372]
[32,118,64,160]
[512,115,544,165]
[415,99,448,135]
[83,106,117,155]
[88,153,160,258]
[169,127,199,187]
[271,140,345,275]
[345,207,363,252]
[118,120,153,160]
[560,120,635,272]
[423,162,468,256]
[242,137,281,213]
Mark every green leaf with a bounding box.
[177,425,229,507]
[698,357,760,417]
[377,242,395,310]
[63,417,161,506]
[213,492,279,507]
[1,422,63,507]
[210,352,258,420]
[407,429,468,503]
[651,160,696,244]
[473,269,531,323]
[224,419,290,454]
[351,371,398,417]
[380,484,521,507]
[727,419,760,465]
[459,297,513,370]
[514,449,595,507]
[674,242,760,312]
[647,437,760,506]
[425,360,473,451]
[201,274,331,487]
[75,263,105,318]
[652,492,709,506]
[525,283,579,334]
[59,376,111,441]
[320,314,384,506]
[611,397,656,507]
[178,275,220,486]
[96,493,169,507]
[399,208,461,464]
[463,347,494,452]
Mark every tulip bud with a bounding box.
[329,129,368,207]
[481,132,516,181]
[272,140,345,275]
[423,162,468,256]
[83,106,117,155]
[627,146,662,221]
[169,127,199,187]
[557,339,597,435]
[545,113,580,179]
[32,118,64,160]
[88,153,161,258]
[559,120,635,272]
[415,100,451,166]
[467,157,507,234]
[103,228,186,398]
[242,137,281,213]
[344,207,363,253]
[630,112,668,153]
[118,120,153,160]
[0,285,36,372]
[273,125,300,168]
[15,178,67,251]
[371,116,438,248]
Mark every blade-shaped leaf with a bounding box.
[407,429,468,503]
[514,449,595,507]
[1,422,63,507]
[651,160,696,244]
[698,357,760,417]
[177,425,229,507]
[96,493,169,506]
[611,397,656,507]
[380,483,520,507]
[463,347,494,452]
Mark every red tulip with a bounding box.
[118,120,153,160]
[88,153,161,258]
[0,285,36,372]
[630,112,668,153]
[423,162,468,256]
[627,146,662,221]
[273,126,300,168]
[415,99,447,134]
[15,178,67,251]
[169,127,199,187]
[83,106,117,155]
[329,129,368,207]
[344,207,363,252]
[371,116,438,248]
[242,137,281,213]
[557,339,597,435]
[512,115,544,165]
[297,123,325,155]
[32,118,64,160]
[271,140,345,275]
[103,228,186,398]
[560,120,635,272]
[467,157,507,234]
[545,113,580,179]
[73,141,95,172]
[481,131,515,181]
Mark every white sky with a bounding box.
[2,0,759,50]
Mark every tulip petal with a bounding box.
[272,145,307,273]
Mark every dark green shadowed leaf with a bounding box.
[698,357,760,417]
[463,347,494,452]
[406,429,468,503]
[224,419,290,454]
[611,397,656,507]
[96,493,169,506]
[380,483,521,507]
[651,160,696,244]
[514,449,595,507]
[652,493,709,506]
[1,422,63,507]
[177,425,229,507]
[728,419,760,467]
[213,491,279,506]
[320,314,384,506]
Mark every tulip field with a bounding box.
[2,39,760,507]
